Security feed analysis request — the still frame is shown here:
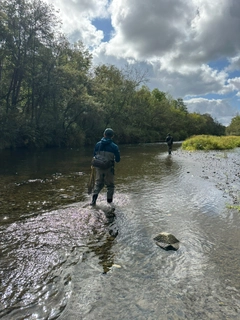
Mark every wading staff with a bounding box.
[87,166,96,194]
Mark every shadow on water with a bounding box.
[87,233,117,274]
[0,143,240,319]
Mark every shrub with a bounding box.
[182,135,240,151]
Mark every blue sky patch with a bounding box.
[208,58,229,71]
[92,18,113,42]
[228,70,240,78]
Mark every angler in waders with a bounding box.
[90,128,120,206]
[166,133,173,154]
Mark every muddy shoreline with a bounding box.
[175,148,240,208]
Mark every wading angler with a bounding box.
[90,128,120,206]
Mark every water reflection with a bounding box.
[164,154,173,171]
[88,234,116,274]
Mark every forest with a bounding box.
[0,0,234,149]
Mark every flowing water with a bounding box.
[0,144,239,320]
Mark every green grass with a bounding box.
[182,135,240,151]
[226,204,240,212]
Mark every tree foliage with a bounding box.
[226,115,240,136]
[0,0,226,149]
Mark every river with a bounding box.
[0,143,239,319]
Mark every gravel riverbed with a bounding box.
[175,148,240,209]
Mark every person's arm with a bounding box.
[93,142,100,156]
[113,144,120,162]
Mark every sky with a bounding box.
[44,0,240,126]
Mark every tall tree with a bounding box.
[226,115,240,135]
[173,98,188,113]
[0,0,58,113]
[90,64,144,134]
[0,0,63,147]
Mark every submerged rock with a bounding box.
[153,232,180,251]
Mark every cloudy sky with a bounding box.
[44,0,240,126]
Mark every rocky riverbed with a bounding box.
[175,148,240,209]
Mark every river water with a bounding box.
[0,144,239,320]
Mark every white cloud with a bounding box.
[185,98,238,126]
[44,0,109,46]
[227,56,240,71]
[107,0,195,61]
[44,0,240,126]
[105,0,240,68]
[45,0,109,18]
[227,77,240,91]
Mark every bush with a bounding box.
[182,135,240,151]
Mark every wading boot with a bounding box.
[107,198,115,212]
[90,194,98,206]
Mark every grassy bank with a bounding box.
[226,204,240,212]
[182,135,240,151]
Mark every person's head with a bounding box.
[103,128,114,138]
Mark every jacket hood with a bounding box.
[101,137,112,145]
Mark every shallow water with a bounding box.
[0,144,239,319]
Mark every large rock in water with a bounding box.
[153,232,180,251]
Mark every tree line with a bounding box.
[0,0,228,149]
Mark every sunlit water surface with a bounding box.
[0,144,239,319]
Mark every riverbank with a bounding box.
[174,148,240,210]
